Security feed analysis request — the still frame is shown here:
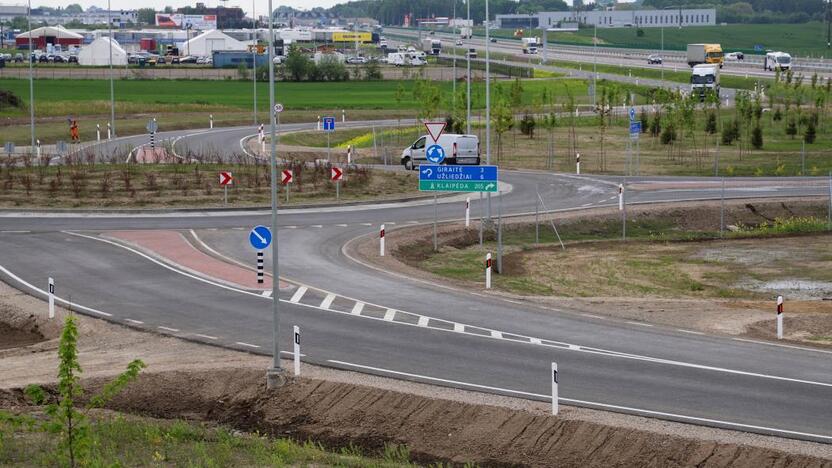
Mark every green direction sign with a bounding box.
[419,180,498,192]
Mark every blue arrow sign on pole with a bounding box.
[419,165,498,181]
[629,121,642,140]
[322,117,336,132]
[249,225,272,250]
[426,144,446,164]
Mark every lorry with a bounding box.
[522,37,541,54]
[459,27,472,39]
[686,43,724,68]
[764,51,792,71]
[690,64,720,101]
[401,134,481,170]
[421,38,442,55]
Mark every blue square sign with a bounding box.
[322,117,336,132]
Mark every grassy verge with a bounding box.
[0,410,416,466]
[407,206,832,299]
[0,162,418,208]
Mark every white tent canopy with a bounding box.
[77,38,127,66]
[16,25,83,40]
[177,29,248,57]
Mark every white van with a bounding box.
[764,51,792,71]
[401,134,480,170]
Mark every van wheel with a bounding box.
[403,157,414,170]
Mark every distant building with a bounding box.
[15,25,83,49]
[176,3,245,29]
[0,5,28,22]
[77,37,127,65]
[496,8,716,29]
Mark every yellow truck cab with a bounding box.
[686,44,724,68]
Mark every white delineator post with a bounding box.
[107,122,112,140]
[347,145,352,164]
[379,224,385,257]
[209,114,214,129]
[293,325,301,376]
[36,139,41,158]
[317,116,321,131]
[776,295,784,339]
[576,153,581,175]
[618,184,624,211]
[465,197,470,228]
[485,253,492,289]
[96,124,101,142]
[259,124,265,154]
[48,277,55,319]
[551,362,559,416]
[342,109,345,123]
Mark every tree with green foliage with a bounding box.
[492,95,514,162]
[639,108,649,133]
[284,45,311,82]
[413,79,441,120]
[509,77,524,109]
[751,125,763,149]
[64,3,83,13]
[137,8,156,25]
[705,111,717,134]
[317,56,349,81]
[804,118,817,143]
[786,117,798,138]
[519,113,536,139]
[362,61,382,80]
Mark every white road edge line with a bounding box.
[732,337,832,355]
[158,326,179,332]
[236,342,260,348]
[290,286,308,304]
[194,334,218,340]
[417,316,429,327]
[0,265,113,317]
[384,309,396,321]
[125,319,143,325]
[327,360,832,442]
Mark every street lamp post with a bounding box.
[661,25,664,83]
[466,0,471,134]
[592,23,597,106]
[265,0,284,389]
[485,0,492,219]
[26,0,35,151]
[108,0,115,138]
[252,0,257,125]
[452,0,456,99]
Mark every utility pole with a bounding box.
[593,23,597,106]
[827,0,832,49]
[252,0,257,125]
[485,0,492,220]
[108,0,116,138]
[452,0,456,99]
[466,0,471,134]
[27,0,35,152]
[266,0,284,389]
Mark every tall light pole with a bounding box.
[466,0,471,134]
[485,0,491,219]
[660,25,664,83]
[265,0,284,389]
[108,0,115,138]
[26,0,35,151]
[592,23,597,106]
[452,0,456,100]
[252,0,257,125]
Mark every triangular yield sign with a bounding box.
[424,121,447,143]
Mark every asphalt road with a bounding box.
[2,125,832,443]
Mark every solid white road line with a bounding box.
[384,309,396,321]
[125,319,144,325]
[490,330,502,339]
[236,342,260,348]
[320,293,336,310]
[627,321,654,327]
[678,329,705,335]
[0,265,113,317]
[158,326,179,333]
[530,337,542,345]
[327,360,832,442]
[1,230,30,233]
[732,337,832,355]
[351,302,365,315]
[290,286,308,304]
[194,334,218,340]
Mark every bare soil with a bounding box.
[2,281,831,465]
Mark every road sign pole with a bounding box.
[551,362,559,416]
[801,140,806,175]
[636,137,640,176]
[465,197,470,228]
[224,185,228,205]
[485,253,492,289]
[776,296,784,339]
[327,131,331,162]
[479,192,484,247]
[293,325,300,376]
[535,194,539,244]
[618,184,624,211]
[433,194,438,252]
[576,153,580,175]
[286,180,289,203]
[379,224,385,257]
[497,190,503,273]
[336,180,340,200]
[36,139,40,159]
[256,251,264,284]
[622,178,627,241]
[720,177,726,237]
[48,277,55,319]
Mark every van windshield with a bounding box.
[707,52,723,59]
[691,74,715,85]
[777,56,791,64]
[412,137,426,149]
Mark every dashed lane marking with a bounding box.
[490,330,502,339]
[627,321,654,327]
[384,309,396,321]
[194,334,218,340]
[236,342,260,348]
[158,326,180,333]
[125,319,143,325]
[261,290,272,297]
[336,224,349,227]
[285,226,298,229]
[320,293,336,310]
[454,323,464,333]
[417,316,429,327]
[310,225,323,228]
[678,329,705,335]
[351,302,365,315]
[290,286,308,303]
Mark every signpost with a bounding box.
[424,121,446,142]
[322,116,335,160]
[249,225,272,286]
[5,142,14,155]
[628,120,641,176]
[219,171,233,204]
[331,166,343,200]
[418,165,499,193]
[426,144,446,164]
[146,118,158,150]
[281,169,293,203]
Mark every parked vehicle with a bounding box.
[490,38,497,43]
[521,37,540,54]
[764,51,792,71]
[179,56,197,64]
[400,134,480,170]
[410,57,426,66]
[387,52,407,66]
[690,64,720,101]
[14,53,23,63]
[647,54,662,64]
[686,43,723,68]
[67,55,78,63]
[455,39,463,46]
[346,56,368,64]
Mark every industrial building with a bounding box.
[77,37,128,66]
[15,26,83,49]
[496,8,716,29]
[178,29,248,57]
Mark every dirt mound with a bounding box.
[5,369,819,468]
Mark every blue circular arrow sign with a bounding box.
[249,225,272,250]
[426,144,445,164]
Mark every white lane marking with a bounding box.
[417,316,429,327]
[385,222,396,225]
[1,230,30,233]
[384,309,396,321]
[407,221,419,224]
[732,338,832,355]
[310,225,323,228]
[581,203,593,207]
[194,334,218,340]
[530,337,542,345]
[627,321,654,327]
[569,344,580,350]
[261,290,272,297]
[0,265,113,317]
[320,293,336,310]
[351,302,365,315]
[236,342,260,348]
[581,314,604,319]
[231,227,245,230]
[327,360,832,443]
[361,223,372,226]
[336,224,349,227]
[158,326,179,333]
[290,286,308,304]
[285,226,298,229]
[679,329,705,335]
[490,330,502,339]
[42,235,832,389]
[125,319,143,325]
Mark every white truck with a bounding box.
[690,64,720,101]
[459,27,472,39]
[421,38,442,55]
[764,51,792,71]
[522,37,541,54]
[401,134,481,170]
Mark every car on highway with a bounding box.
[401,133,480,170]
[179,56,198,64]
[490,38,497,43]
[647,54,662,64]
[346,56,368,64]
[725,52,744,61]
[272,55,284,65]
[455,39,463,46]
[466,48,477,58]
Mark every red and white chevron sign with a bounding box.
[331,167,343,181]
[281,169,293,185]
[219,171,233,186]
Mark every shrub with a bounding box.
[704,112,717,134]
[804,119,817,144]
[785,118,797,138]
[519,113,536,138]
[773,108,782,121]
[660,124,676,145]
[721,119,738,145]
[751,125,763,149]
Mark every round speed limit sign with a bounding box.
[274,103,284,114]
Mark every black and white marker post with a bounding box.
[551,362,559,416]
[485,253,492,289]
[107,122,112,140]
[379,224,385,257]
[776,295,784,339]
[48,277,55,319]
[465,197,470,228]
[256,251,264,284]
[209,114,214,129]
[96,124,101,142]
[576,153,581,175]
[293,325,300,376]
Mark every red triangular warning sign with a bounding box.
[424,121,446,143]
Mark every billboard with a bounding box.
[155,14,217,30]
[331,32,372,43]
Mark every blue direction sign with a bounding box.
[629,121,642,140]
[629,107,636,122]
[322,117,336,132]
[249,225,272,250]
[426,144,446,164]
[419,165,499,192]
